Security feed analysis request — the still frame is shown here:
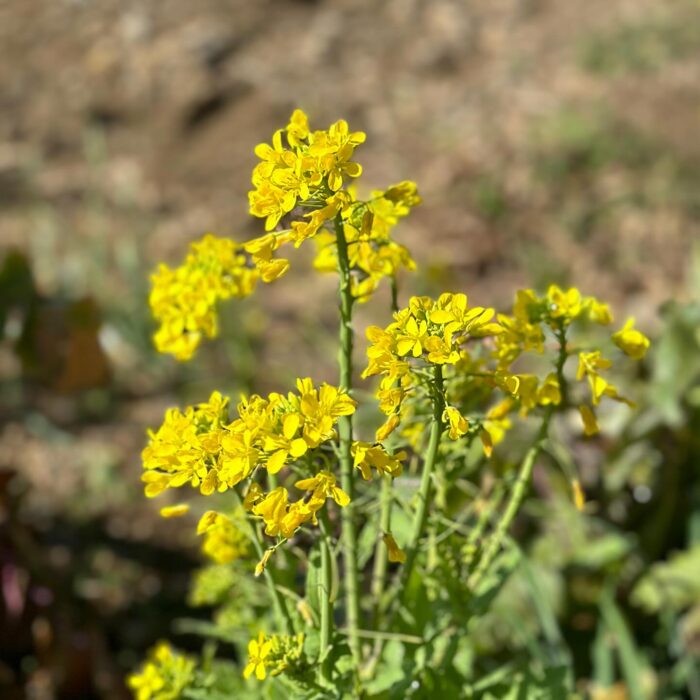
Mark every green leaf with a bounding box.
[599,586,648,700]
[469,662,572,699]
[632,544,700,613]
[469,544,522,617]
[569,533,634,570]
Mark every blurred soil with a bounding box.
[0,0,698,696]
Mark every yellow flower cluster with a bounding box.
[363,293,502,439]
[128,642,195,700]
[248,471,349,540]
[142,380,354,497]
[249,109,365,231]
[150,235,260,361]
[313,183,420,301]
[493,285,649,435]
[244,631,305,681]
[149,111,421,363]
[363,287,651,452]
[352,441,406,480]
[197,510,250,564]
[494,285,611,369]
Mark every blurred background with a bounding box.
[0,0,699,697]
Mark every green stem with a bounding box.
[467,327,568,591]
[466,418,549,591]
[334,214,362,666]
[400,364,444,591]
[370,277,400,631]
[363,365,444,679]
[462,483,506,571]
[318,512,334,683]
[232,491,294,635]
[370,475,393,622]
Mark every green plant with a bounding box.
[128,110,649,699]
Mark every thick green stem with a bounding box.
[334,214,361,666]
[318,512,334,683]
[232,491,294,635]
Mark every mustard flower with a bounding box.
[128,642,195,700]
[612,318,650,360]
[443,406,469,440]
[196,511,250,564]
[295,470,350,508]
[351,442,405,480]
[383,533,407,564]
[150,235,259,361]
[244,632,273,680]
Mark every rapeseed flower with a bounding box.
[128,642,195,700]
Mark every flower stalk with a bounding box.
[318,511,334,684]
[233,491,294,636]
[467,327,568,591]
[334,214,362,666]
[400,364,444,593]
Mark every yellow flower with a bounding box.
[396,316,429,357]
[149,234,259,361]
[612,318,650,360]
[128,642,195,700]
[263,412,308,474]
[383,533,407,563]
[196,511,249,564]
[252,487,289,537]
[297,379,357,446]
[244,234,290,283]
[244,632,273,681]
[295,470,350,508]
[159,504,190,518]
[243,483,264,511]
[572,478,586,511]
[442,406,469,440]
[547,285,583,323]
[576,351,633,408]
[285,108,309,147]
[243,632,305,680]
[579,404,599,436]
[308,119,365,191]
[352,442,405,480]
[375,413,400,441]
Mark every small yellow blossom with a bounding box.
[352,442,405,480]
[196,511,249,564]
[579,404,600,436]
[128,642,195,700]
[375,413,400,441]
[442,406,469,440]
[612,318,650,360]
[572,478,586,511]
[244,632,273,680]
[243,632,305,681]
[383,533,407,563]
[159,504,190,518]
[295,470,350,508]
